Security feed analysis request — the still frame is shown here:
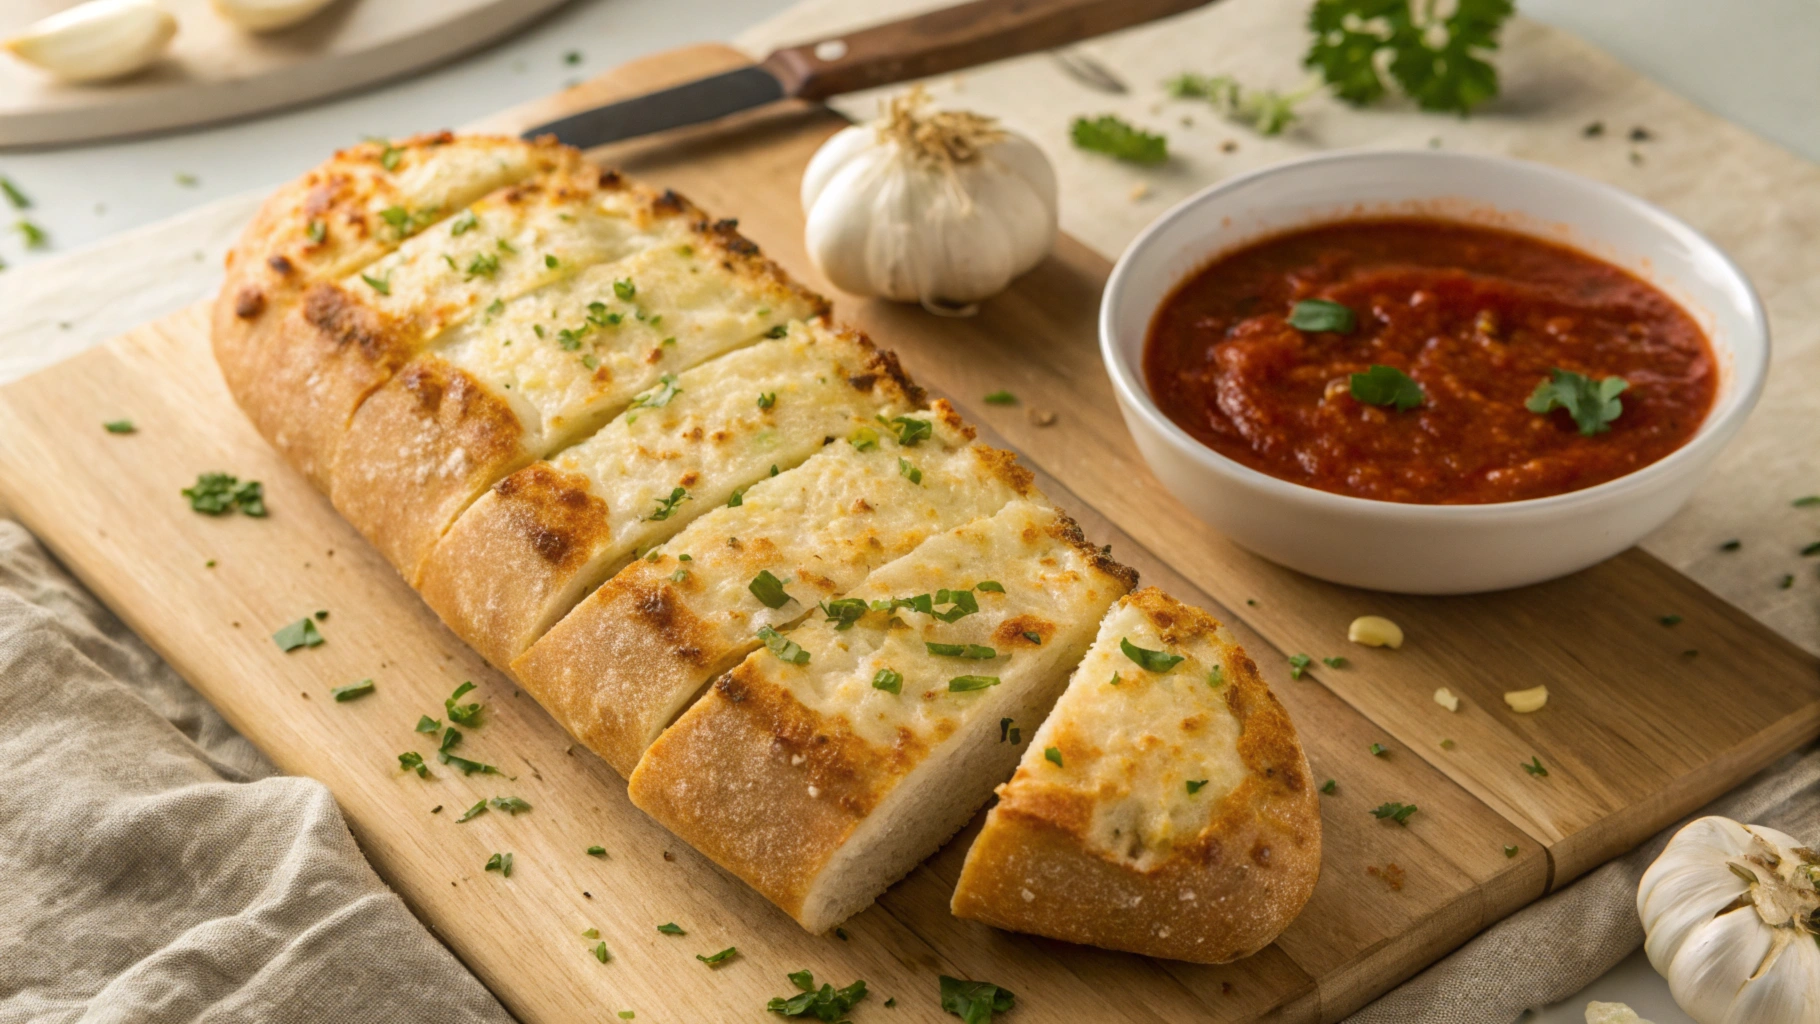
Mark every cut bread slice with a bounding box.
[417,320,922,671]
[330,217,827,578]
[950,587,1321,963]
[513,401,1038,776]
[223,164,690,490]
[627,500,1136,932]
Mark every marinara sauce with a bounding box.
[1143,218,1717,504]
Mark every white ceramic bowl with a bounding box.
[1100,150,1768,594]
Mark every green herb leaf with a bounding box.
[872,668,903,694]
[1659,614,1683,627]
[545,254,560,268]
[886,415,933,447]
[489,795,532,814]
[630,373,682,410]
[728,488,745,507]
[183,472,266,516]
[1522,755,1548,777]
[484,851,513,877]
[1323,656,1348,669]
[1526,368,1628,436]
[975,581,1005,593]
[1793,495,1820,508]
[614,278,636,301]
[1320,778,1337,794]
[1207,664,1224,687]
[1503,844,1519,858]
[848,427,880,452]
[1070,115,1168,164]
[1719,539,1741,552]
[1288,653,1312,679]
[594,941,611,963]
[587,845,607,856]
[306,219,326,244]
[898,457,922,485]
[379,144,403,171]
[272,617,324,652]
[446,681,483,727]
[1119,637,1184,673]
[415,715,441,733]
[331,679,375,702]
[1350,365,1425,411]
[767,970,869,1019]
[1368,742,1388,757]
[648,487,690,521]
[657,922,685,935]
[764,323,789,339]
[749,569,794,609]
[360,271,391,295]
[757,625,810,665]
[103,419,135,434]
[1371,801,1419,825]
[398,751,430,778]
[939,975,1016,1024]
[16,219,48,249]
[1186,779,1209,794]
[1022,630,1042,645]
[450,211,477,235]
[948,675,1000,692]
[1287,298,1355,333]
[926,642,997,659]
[457,800,489,823]
[697,947,738,966]
[983,390,1017,405]
[1304,0,1513,114]
[818,598,869,630]
[757,391,776,409]
[1044,746,1064,768]
[0,176,30,209]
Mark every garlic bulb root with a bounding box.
[4,0,176,83]
[801,87,1058,308]
[1637,816,1820,1024]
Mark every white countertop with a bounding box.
[5,1,1805,1020]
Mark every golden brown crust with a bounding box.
[950,587,1320,964]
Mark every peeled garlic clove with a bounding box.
[210,0,339,32]
[1348,615,1403,648]
[1433,687,1460,712]
[4,0,176,83]
[1503,685,1548,713]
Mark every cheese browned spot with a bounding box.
[950,587,1321,964]
[513,401,1038,775]
[627,500,1134,932]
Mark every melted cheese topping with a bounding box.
[743,500,1122,751]
[551,320,913,576]
[638,413,1027,651]
[433,235,815,450]
[1016,596,1247,869]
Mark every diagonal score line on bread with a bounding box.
[627,500,1137,933]
[330,216,827,577]
[950,587,1322,962]
[417,320,923,671]
[513,400,1038,776]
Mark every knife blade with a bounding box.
[522,0,1214,149]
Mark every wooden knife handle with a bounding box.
[759,0,1213,102]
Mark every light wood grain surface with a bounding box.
[1,38,1815,1024]
[0,0,570,146]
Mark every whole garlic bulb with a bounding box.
[1638,816,1819,1024]
[801,88,1057,310]
[3,0,176,83]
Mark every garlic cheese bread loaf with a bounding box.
[950,587,1321,963]
[627,500,1136,932]
[513,400,1037,776]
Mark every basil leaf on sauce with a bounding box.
[1349,365,1425,411]
[1525,368,1628,436]
[1288,298,1356,333]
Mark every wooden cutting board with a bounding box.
[0,0,570,147]
[1,43,1815,1024]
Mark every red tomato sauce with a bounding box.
[1143,218,1718,504]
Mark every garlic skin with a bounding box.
[1638,816,1820,1024]
[4,0,176,83]
[801,90,1057,308]
[210,0,340,33]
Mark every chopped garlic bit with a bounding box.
[1433,687,1460,712]
[1503,685,1548,713]
[1348,615,1404,648]
[1129,182,1151,201]
[1585,1001,1653,1024]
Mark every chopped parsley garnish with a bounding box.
[415,715,441,733]
[1522,755,1548,777]
[1371,801,1419,825]
[670,568,689,583]
[768,970,868,1019]
[1304,0,1513,115]
[379,144,403,171]
[435,727,505,776]
[15,219,47,249]
[360,271,392,295]
[457,800,489,823]
[1207,664,1224,687]
[1368,742,1388,757]
[1720,539,1741,552]
[1070,115,1167,164]
[939,975,1015,1024]
[1323,656,1348,669]
[0,176,29,209]
[1659,614,1683,627]
[485,298,505,316]
[103,419,135,434]
[749,570,794,609]
[696,947,738,966]
[1288,653,1312,679]
[728,488,745,507]
[899,458,922,484]
[656,922,685,935]
[587,845,607,856]
[885,415,932,446]
[983,390,1017,405]
[306,219,326,244]
[331,679,375,702]
[489,795,532,814]
[820,597,869,630]
[613,278,636,301]
[757,625,810,665]
[450,211,477,235]
[272,617,324,651]
[975,581,1004,593]
[1165,72,1314,135]
[1527,368,1628,435]
[1043,746,1064,767]
[848,427,880,452]
[757,391,776,409]
[764,323,789,339]
[565,50,583,65]
[484,852,513,877]
[1186,779,1209,794]
[1109,672,1123,687]
[1320,778,1337,794]
[465,252,499,278]
[398,752,429,778]
[1022,631,1042,645]
[1779,574,1795,589]
[545,254,560,268]
[1504,844,1519,858]
[872,668,903,694]
[183,472,266,516]
[617,1013,633,1020]
[1804,542,1820,557]
[446,681,483,726]
[648,487,690,521]
[630,373,682,411]
[1350,365,1425,410]
[1793,495,1820,507]
[926,642,997,659]
[1287,298,1355,333]
[1119,637,1184,673]
[948,675,1000,692]
[594,942,611,963]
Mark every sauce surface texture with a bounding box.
[1143,218,1718,504]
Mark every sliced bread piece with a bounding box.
[417,319,921,671]
[950,587,1321,963]
[513,401,1037,775]
[330,217,826,578]
[627,500,1136,932]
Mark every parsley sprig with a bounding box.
[939,976,1015,1024]
[1070,115,1168,164]
[1526,368,1628,436]
[1305,0,1514,115]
